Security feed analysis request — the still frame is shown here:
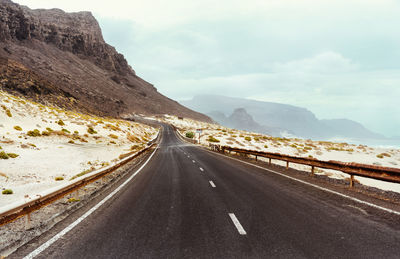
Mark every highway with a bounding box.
[13,124,400,258]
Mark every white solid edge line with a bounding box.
[209,181,216,188]
[207,149,400,216]
[24,144,160,259]
[229,213,247,235]
[199,167,204,172]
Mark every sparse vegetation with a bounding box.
[185,132,194,138]
[2,189,13,195]
[67,197,80,203]
[62,128,71,133]
[13,125,22,131]
[87,126,97,134]
[70,168,94,180]
[244,136,251,141]
[109,134,118,139]
[207,136,220,143]
[55,176,64,181]
[0,151,9,159]
[7,153,19,158]
[27,129,41,137]
[57,119,65,126]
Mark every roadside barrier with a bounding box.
[0,131,160,227]
[209,144,400,187]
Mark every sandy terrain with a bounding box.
[0,91,158,208]
[158,115,400,193]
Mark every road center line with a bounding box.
[23,144,160,259]
[229,213,247,235]
[207,149,400,216]
[209,181,216,188]
[192,160,196,163]
[199,167,204,172]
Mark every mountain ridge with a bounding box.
[181,95,384,140]
[0,0,210,121]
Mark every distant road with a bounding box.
[13,124,400,258]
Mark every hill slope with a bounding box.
[0,0,210,121]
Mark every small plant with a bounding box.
[185,132,195,138]
[0,151,9,159]
[264,145,268,148]
[109,134,118,139]
[27,129,41,137]
[55,176,64,181]
[109,141,116,144]
[68,140,75,144]
[207,136,220,143]
[7,153,19,158]
[46,127,53,132]
[62,128,71,133]
[254,137,259,141]
[2,189,13,195]
[377,153,391,159]
[87,126,97,134]
[244,136,251,141]
[67,197,80,203]
[14,126,22,131]
[57,119,65,126]
[74,130,79,134]
[41,130,51,136]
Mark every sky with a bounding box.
[14,0,400,137]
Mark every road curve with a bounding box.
[12,124,400,258]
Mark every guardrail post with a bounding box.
[349,175,354,188]
[286,161,289,170]
[311,166,315,175]
[269,158,271,166]
[255,155,257,161]
[25,213,31,230]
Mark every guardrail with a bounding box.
[209,144,400,187]
[0,131,160,227]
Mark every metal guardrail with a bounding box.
[209,144,400,187]
[0,131,160,226]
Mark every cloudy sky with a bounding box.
[15,0,400,137]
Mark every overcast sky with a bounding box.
[15,0,400,137]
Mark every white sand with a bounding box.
[157,114,400,193]
[0,91,158,208]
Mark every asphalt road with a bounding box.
[14,124,400,258]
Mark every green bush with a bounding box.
[87,126,97,134]
[7,153,19,158]
[2,189,13,195]
[185,132,195,138]
[207,136,220,143]
[27,129,41,137]
[0,151,9,159]
[62,128,71,133]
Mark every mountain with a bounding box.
[0,0,210,121]
[181,95,384,140]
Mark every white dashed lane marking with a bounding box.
[192,160,196,163]
[209,181,216,188]
[199,167,204,172]
[229,213,247,235]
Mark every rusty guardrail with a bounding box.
[0,131,160,227]
[209,144,400,187]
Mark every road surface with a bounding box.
[13,124,400,258]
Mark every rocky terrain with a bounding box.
[0,0,210,121]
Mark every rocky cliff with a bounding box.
[0,0,210,121]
